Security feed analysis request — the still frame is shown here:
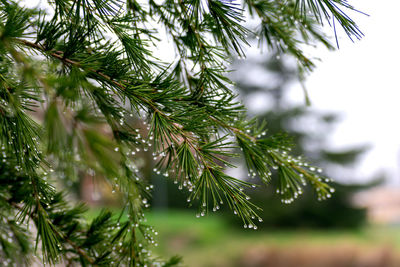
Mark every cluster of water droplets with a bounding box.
[262,147,336,204]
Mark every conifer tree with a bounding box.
[0,0,362,266]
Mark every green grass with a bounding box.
[84,208,400,266]
[145,210,400,267]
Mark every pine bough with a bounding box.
[0,0,362,266]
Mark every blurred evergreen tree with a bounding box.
[227,53,373,228]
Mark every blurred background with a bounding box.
[25,0,400,266]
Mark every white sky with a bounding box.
[293,0,400,184]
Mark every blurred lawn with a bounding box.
[145,210,400,267]
[85,209,400,266]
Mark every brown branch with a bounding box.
[16,39,161,112]
[209,115,257,142]
[64,238,96,265]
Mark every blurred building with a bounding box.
[354,187,400,225]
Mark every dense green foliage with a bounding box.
[0,0,361,265]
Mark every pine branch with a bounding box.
[15,36,333,222]
[0,0,364,265]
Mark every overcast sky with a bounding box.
[295,0,400,184]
